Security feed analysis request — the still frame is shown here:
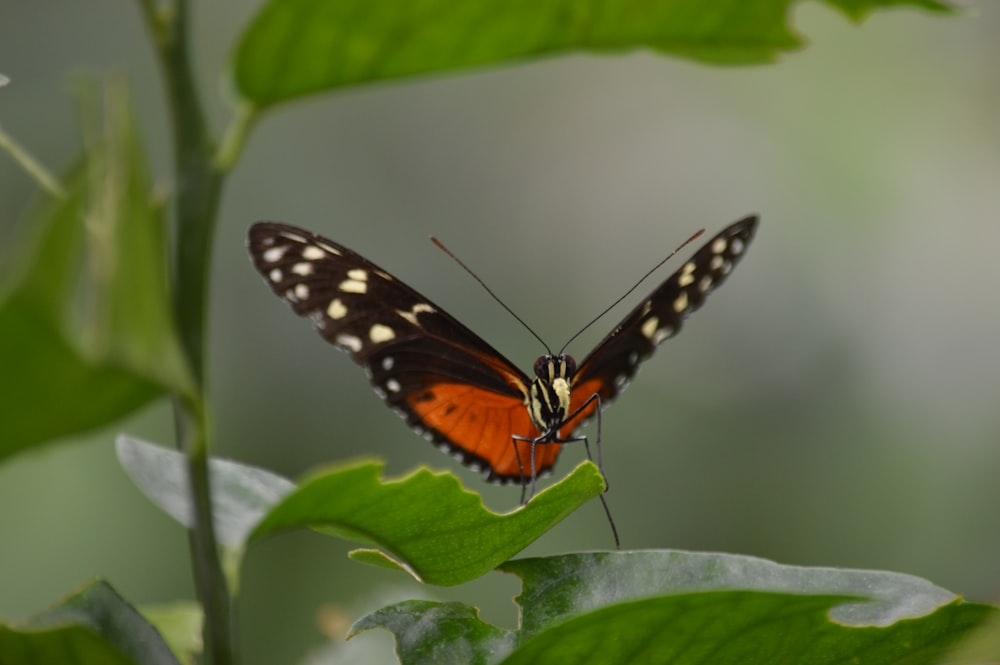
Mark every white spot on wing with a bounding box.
[347,268,368,281]
[294,283,310,300]
[291,262,314,276]
[398,302,436,326]
[641,317,659,340]
[269,268,282,283]
[673,292,688,313]
[302,245,325,260]
[712,237,727,254]
[369,323,396,343]
[386,378,401,393]
[628,351,639,366]
[373,386,387,399]
[699,274,713,293]
[263,246,287,263]
[316,242,341,256]
[730,237,745,256]
[678,262,696,287]
[382,356,395,371]
[326,298,347,320]
[278,231,307,244]
[335,334,362,352]
[339,278,367,294]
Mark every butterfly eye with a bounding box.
[562,355,577,378]
[533,355,552,379]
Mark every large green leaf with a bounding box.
[233,0,950,109]
[0,580,179,665]
[117,437,604,585]
[250,458,605,586]
[353,551,998,665]
[0,78,192,460]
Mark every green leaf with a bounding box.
[117,436,603,585]
[355,552,998,665]
[233,0,951,109]
[0,579,179,665]
[250,459,605,586]
[826,0,951,23]
[501,591,992,665]
[0,77,192,461]
[500,551,962,633]
[351,601,514,665]
[140,601,203,665]
[116,436,296,552]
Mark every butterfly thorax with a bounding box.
[527,354,578,438]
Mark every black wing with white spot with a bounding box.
[248,222,531,397]
[248,222,550,481]
[571,215,758,406]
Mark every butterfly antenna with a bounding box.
[558,228,705,354]
[431,237,553,355]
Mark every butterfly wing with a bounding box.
[248,222,561,482]
[563,215,759,433]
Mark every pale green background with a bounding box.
[1,2,998,663]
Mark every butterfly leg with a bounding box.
[511,433,541,504]
[560,392,609,491]
[558,393,620,548]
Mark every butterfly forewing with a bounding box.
[248,222,552,482]
[565,215,759,431]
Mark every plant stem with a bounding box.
[0,123,67,199]
[137,1,234,663]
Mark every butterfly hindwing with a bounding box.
[248,222,556,482]
[564,215,759,433]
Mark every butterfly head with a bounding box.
[527,354,578,437]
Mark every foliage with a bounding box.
[0,1,988,664]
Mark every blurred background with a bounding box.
[1,1,998,663]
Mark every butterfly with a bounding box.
[248,216,757,530]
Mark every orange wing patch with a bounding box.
[406,383,562,480]
[561,378,605,438]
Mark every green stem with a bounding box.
[0,123,66,199]
[137,1,234,663]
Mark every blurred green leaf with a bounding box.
[351,601,514,665]
[0,579,179,665]
[355,551,997,665]
[117,436,296,552]
[233,0,951,109]
[140,601,203,665]
[0,77,192,461]
[502,591,992,665]
[827,0,951,22]
[943,610,1000,664]
[501,551,964,633]
[251,459,605,586]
